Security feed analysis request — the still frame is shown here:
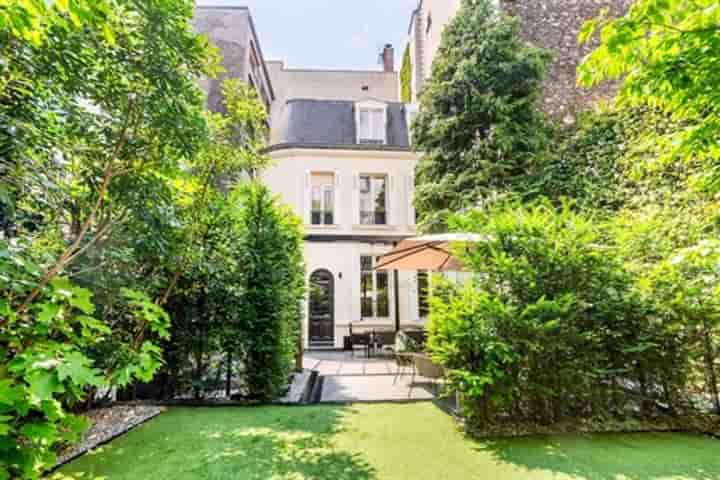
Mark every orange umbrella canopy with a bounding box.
[375,234,483,271]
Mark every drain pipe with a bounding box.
[393,243,401,332]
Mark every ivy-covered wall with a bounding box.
[400,45,413,103]
[502,0,632,121]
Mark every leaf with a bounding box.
[56,352,103,387]
[20,421,58,445]
[0,380,25,406]
[26,371,64,403]
[37,302,60,324]
[68,286,95,314]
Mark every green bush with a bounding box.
[0,241,169,478]
[428,201,689,425]
[235,183,305,401]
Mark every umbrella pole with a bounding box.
[394,269,400,332]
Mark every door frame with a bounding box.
[308,269,335,347]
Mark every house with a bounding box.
[263,60,425,349]
[193,6,274,113]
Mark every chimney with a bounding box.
[382,44,394,72]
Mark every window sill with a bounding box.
[353,224,397,231]
[305,224,341,229]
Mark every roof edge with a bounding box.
[266,143,412,154]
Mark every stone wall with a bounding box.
[501,0,632,122]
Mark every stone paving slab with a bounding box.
[320,375,435,402]
[304,351,438,402]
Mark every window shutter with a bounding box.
[351,252,361,322]
[303,171,311,224]
[353,173,360,225]
[409,272,420,322]
[333,170,341,226]
[386,174,393,225]
[407,174,416,226]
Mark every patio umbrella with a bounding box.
[374,233,483,272]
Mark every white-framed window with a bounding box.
[310,172,335,225]
[417,270,430,318]
[359,174,388,225]
[360,255,390,319]
[357,107,386,144]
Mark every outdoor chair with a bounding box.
[372,330,397,357]
[349,332,372,358]
[409,353,445,397]
[393,352,415,385]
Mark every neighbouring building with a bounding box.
[404,0,631,121]
[193,6,274,112]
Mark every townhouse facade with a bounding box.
[193,0,632,350]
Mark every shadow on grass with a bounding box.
[474,432,720,480]
[52,406,376,480]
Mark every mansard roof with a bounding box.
[268,99,411,152]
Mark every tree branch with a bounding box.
[17,101,136,314]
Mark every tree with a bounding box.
[0,1,218,477]
[578,0,720,189]
[412,0,551,231]
[235,184,305,401]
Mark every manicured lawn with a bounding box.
[54,403,720,480]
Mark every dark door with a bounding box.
[309,270,334,346]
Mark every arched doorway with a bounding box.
[309,269,334,346]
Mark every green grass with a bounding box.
[54,403,720,480]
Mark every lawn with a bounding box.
[54,403,720,480]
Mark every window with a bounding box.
[417,270,430,317]
[310,172,335,225]
[359,174,387,225]
[358,108,385,144]
[360,256,390,319]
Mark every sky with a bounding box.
[196,0,418,70]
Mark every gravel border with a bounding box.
[55,405,164,468]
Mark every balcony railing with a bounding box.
[359,211,387,225]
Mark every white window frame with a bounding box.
[359,254,393,321]
[358,173,389,226]
[355,100,388,145]
[306,171,340,226]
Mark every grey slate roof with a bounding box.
[269,99,411,151]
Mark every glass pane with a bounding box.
[372,176,386,213]
[361,256,372,271]
[371,110,384,140]
[361,268,374,318]
[359,176,370,194]
[376,271,389,317]
[311,212,321,225]
[324,189,334,214]
[418,271,429,317]
[311,186,321,211]
[359,110,370,139]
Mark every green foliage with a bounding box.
[400,45,412,104]
[0,242,168,478]
[428,202,689,425]
[234,183,305,401]
[412,0,552,232]
[578,0,720,190]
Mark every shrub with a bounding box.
[0,241,169,478]
[235,183,305,401]
[428,201,688,425]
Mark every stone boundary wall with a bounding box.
[502,0,632,122]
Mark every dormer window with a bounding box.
[356,101,387,145]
